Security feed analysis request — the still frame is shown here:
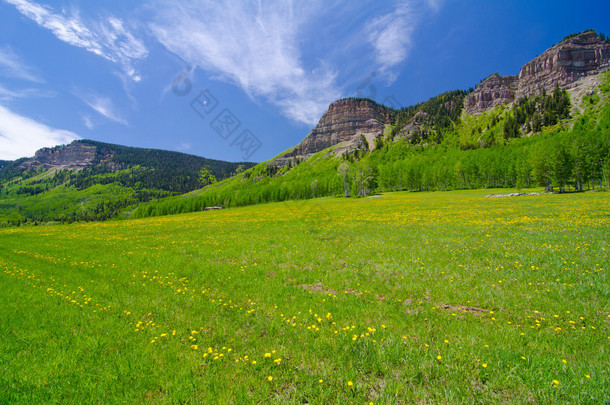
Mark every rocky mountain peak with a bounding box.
[464,73,519,114]
[282,98,391,161]
[517,30,610,99]
[465,30,610,114]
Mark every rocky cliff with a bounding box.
[464,74,519,114]
[281,99,391,162]
[277,31,609,163]
[465,31,610,114]
[517,30,610,98]
[17,141,104,171]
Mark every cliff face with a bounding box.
[283,99,390,160]
[277,31,609,163]
[18,141,103,171]
[464,74,519,114]
[464,31,610,114]
[517,31,610,99]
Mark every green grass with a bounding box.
[1,189,608,403]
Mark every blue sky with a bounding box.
[0,0,609,162]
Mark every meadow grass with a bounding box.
[1,189,608,403]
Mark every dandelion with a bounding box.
[437,355,442,360]
[553,380,559,385]
[562,359,567,364]
[319,379,323,383]
[264,353,271,358]
[267,376,273,382]
[482,364,487,368]
[347,381,353,387]
[585,374,591,379]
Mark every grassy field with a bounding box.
[1,189,608,403]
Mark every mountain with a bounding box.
[275,98,392,164]
[4,30,610,226]
[465,30,610,114]
[271,31,609,164]
[131,30,610,219]
[0,140,255,226]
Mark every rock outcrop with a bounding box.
[517,30,610,99]
[464,31,610,114]
[397,111,431,140]
[282,99,390,162]
[17,141,105,171]
[464,74,519,114]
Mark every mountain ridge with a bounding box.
[271,30,610,164]
[3,30,610,226]
[0,140,255,225]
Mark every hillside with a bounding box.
[0,140,254,226]
[132,31,610,219]
[3,31,610,225]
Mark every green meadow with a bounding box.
[1,189,608,403]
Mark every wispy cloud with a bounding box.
[0,45,43,82]
[366,3,417,80]
[175,142,191,152]
[0,80,56,101]
[76,92,128,125]
[4,0,148,82]
[150,1,340,126]
[82,115,94,130]
[0,84,55,102]
[149,1,440,126]
[0,104,79,160]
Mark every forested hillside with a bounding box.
[133,72,610,219]
[0,141,254,226]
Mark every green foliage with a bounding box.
[132,73,610,220]
[563,29,597,41]
[0,141,255,226]
[391,90,469,141]
[198,167,217,188]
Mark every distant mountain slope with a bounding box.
[273,30,610,164]
[4,31,610,226]
[465,30,610,114]
[0,140,255,226]
[134,61,610,219]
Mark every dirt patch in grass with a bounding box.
[297,282,337,295]
[439,303,487,314]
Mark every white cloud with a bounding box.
[0,45,43,82]
[149,1,341,126]
[0,104,80,160]
[366,3,417,79]
[0,83,55,101]
[4,0,148,81]
[175,142,191,152]
[82,115,94,130]
[77,92,128,125]
[148,1,440,126]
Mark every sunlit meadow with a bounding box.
[1,190,608,403]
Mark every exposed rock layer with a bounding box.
[280,32,610,163]
[282,99,390,161]
[465,31,610,114]
[517,31,610,99]
[464,74,519,114]
[18,141,104,171]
